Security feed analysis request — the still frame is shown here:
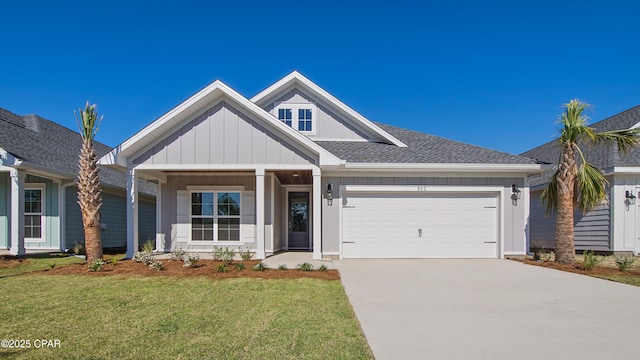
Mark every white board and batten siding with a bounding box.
[342,191,499,258]
[131,101,317,166]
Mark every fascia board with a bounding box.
[0,146,21,166]
[342,162,551,174]
[611,166,640,174]
[251,71,408,148]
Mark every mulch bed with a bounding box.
[0,255,25,268]
[40,259,340,280]
[519,259,640,278]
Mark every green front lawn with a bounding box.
[0,254,84,278]
[0,275,372,359]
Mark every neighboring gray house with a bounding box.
[100,71,548,260]
[0,108,156,254]
[522,105,640,255]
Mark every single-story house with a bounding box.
[522,105,640,255]
[99,71,549,260]
[0,108,156,255]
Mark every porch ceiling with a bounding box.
[273,170,312,185]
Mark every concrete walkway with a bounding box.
[334,259,640,360]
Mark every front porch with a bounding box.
[127,166,324,260]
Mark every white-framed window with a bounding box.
[189,189,241,242]
[275,103,317,134]
[24,184,45,242]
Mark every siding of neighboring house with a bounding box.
[262,87,381,141]
[24,175,59,249]
[131,101,318,166]
[0,172,8,248]
[529,189,612,252]
[321,176,527,255]
[138,199,156,248]
[65,186,156,250]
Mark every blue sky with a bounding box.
[2,1,638,155]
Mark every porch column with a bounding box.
[9,169,25,255]
[312,168,322,260]
[255,169,266,259]
[155,181,166,252]
[126,168,139,259]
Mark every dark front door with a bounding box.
[288,192,310,249]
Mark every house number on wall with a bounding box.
[417,186,429,192]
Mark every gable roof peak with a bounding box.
[251,71,408,148]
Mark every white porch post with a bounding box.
[255,169,266,259]
[9,169,25,255]
[126,169,139,259]
[312,168,322,260]
[155,181,166,252]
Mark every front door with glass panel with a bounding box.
[288,192,310,249]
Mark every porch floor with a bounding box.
[263,252,335,270]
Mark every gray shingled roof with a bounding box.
[316,123,539,164]
[521,105,640,186]
[0,108,155,195]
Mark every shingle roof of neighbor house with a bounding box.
[0,108,155,195]
[317,123,540,164]
[521,105,640,187]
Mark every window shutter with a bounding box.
[242,191,255,243]
[174,190,188,244]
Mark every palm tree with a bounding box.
[76,102,104,265]
[541,99,640,263]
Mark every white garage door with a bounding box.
[342,192,499,258]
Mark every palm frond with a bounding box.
[558,99,592,143]
[74,101,103,144]
[541,170,560,216]
[575,163,609,214]
[594,128,640,154]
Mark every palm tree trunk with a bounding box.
[555,144,577,264]
[78,141,103,264]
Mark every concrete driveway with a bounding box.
[334,259,640,360]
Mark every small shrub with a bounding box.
[169,248,186,261]
[73,242,85,255]
[217,264,229,273]
[133,251,154,265]
[148,259,164,271]
[212,246,224,261]
[277,264,288,271]
[614,256,635,272]
[318,264,328,272]
[222,247,235,265]
[298,262,314,272]
[582,251,601,271]
[88,259,106,272]
[253,262,266,272]
[141,240,155,253]
[234,262,245,271]
[183,253,200,268]
[108,256,120,265]
[239,246,254,261]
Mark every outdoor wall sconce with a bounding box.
[325,184,334,206]
[511,184,521,205]
[625,190,636,205]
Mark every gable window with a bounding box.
[274,103,316,134]
[190,190,241,242]
[24,186,45,241]
[278,108,292,127]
